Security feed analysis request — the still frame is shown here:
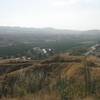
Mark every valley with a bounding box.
[0,27,100,59]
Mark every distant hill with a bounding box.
[0,26,100,58]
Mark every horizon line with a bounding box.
[0,25,100,31]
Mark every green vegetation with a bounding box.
[0,27,99,58]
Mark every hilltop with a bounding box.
[0,54,100,100]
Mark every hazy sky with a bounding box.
[0,0,100,30]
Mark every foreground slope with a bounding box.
[0,54,100,100]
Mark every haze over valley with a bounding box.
[0,26,100,59]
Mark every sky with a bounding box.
[0,0,100,30]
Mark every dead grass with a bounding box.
[62,63,84,79]
[1,90,61,100]
[0,55,100,99]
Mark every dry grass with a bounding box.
[83,96,99,100]
[0,55,100,99]
[61,63,84,80]
[1,90,61,100]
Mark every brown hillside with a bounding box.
[0,55,100,100]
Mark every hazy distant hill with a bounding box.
[0,26,100,58]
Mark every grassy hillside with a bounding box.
[0,54,100,100]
